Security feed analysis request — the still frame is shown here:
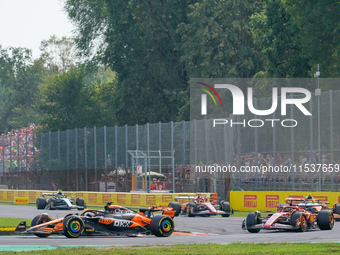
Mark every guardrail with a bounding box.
[0,190,214,207]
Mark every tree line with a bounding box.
[0,0,338,134]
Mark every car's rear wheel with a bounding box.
[63,216,85,238]
[245,212,261,233]
[149,215,174,237]
[168,202,181,217]
[36,197,46,210]
[220,201,231,217]
[291,212,307,232]
[333,204,340,215]
[186,202,197,217]
[31,214,52,237]
[317,210,334,230]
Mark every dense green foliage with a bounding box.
[0,0,338,133]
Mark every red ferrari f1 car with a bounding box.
[168,194,233,217]
[242,204,334,233]
[23,202,176,238]
[279,194,340,221]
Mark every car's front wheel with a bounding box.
[63,216,85,238]
[48,198,56,210]
[291,212,307,232]
[245,212,261,233]
[31,214,52,237]
[149,215,174,237]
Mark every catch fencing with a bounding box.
[0,90,339,198]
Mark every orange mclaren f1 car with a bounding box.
[23,202,176,238]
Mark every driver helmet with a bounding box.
[57,190,63,198]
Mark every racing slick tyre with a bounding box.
[63,215,85,238]
[333,204,340,217]
[150,215,174,237]
[186,202,197,217]
[31,214,52,237]
[168,202,181,217]
[76,197,85,210]
[317,210,334,230]
[291,212,307,232]
[220,201,231,217]
[36,197,46,210]
[48,198,57,210]
[245,212,261,233]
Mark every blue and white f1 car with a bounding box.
[36,191,86,210]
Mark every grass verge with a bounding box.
[0,217,32,228]
[1,243,340,255]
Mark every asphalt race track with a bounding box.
[1,204,340,247]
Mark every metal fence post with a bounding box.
[309,97,314,163]
[115,126,118,169]
[9,135,12,173]
[84,127,88,191]
[94,127,97,191]
[17,134,20,172]
[159,122,161,174]
[182,121,186,167]
[58,130,60,170]
[75,128,78,191]
[25,129,28,172]
[146,123,150,189]
[193,119,196,165]
[290,95,295,191]
[135,124,139,190]
[272,111,276,190]
[125,124,128,169]
[309,96,314,189]
[104,126,107,192]
[254,98,259,190]
[171,121,174,192]
[329,90,334,190]
[2,137,5,185]
[204,119,209,165]
[49,131,51,171]
[67,129,70,190]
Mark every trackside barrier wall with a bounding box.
[0,190,212,207]
[231,191,340,211]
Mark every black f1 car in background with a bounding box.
[242,204,334,233]
[168,194,233,217]
[36,191,86,210]
[24,202,175,238]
